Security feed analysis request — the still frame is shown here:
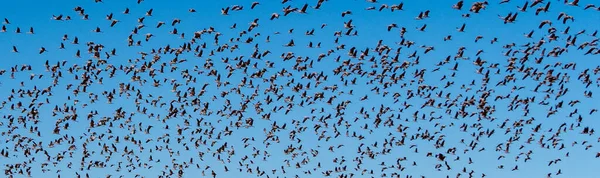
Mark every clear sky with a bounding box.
[1,0,600,178]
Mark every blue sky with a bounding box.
[1,0,600,178]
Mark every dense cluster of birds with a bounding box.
[1,0,600,177]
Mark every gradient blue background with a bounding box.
[1,0,600,178]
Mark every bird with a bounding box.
[146,8,153,16]
[584,4,596,10]
[566,0,579,6]
[52,14,64,20]
[270,13,280,20]
[251,2,260,9]
[298,3,309,13]
[457,23,466,32]
[517,1,528,12]
[156,21,166,28]
[110,20,119,27]
[387,23,397,31]
[284,39,295,47]
[341,10,352,17]
[221,7,230,15]
[539,20,552,29]
[93,27,102,32]
[38,47,46,54]
[417,24,427,31]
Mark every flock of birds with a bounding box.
[1,0,600,177]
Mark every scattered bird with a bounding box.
[38,47,46,54]
[457,23,466,32]
[567,0,580,6]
